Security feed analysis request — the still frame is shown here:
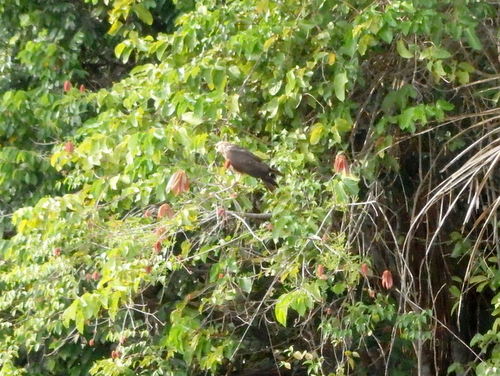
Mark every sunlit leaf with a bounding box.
[275,293,291,326]
[181,112,203,126]
[333,72,348,102]
[309,123,323,145]
[133,4,153,25]
[396,40,413,59]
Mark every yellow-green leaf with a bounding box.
[181,240,191,257]
[275,294,290,326]
[358,34,375,56]
[75,308,85,334]
[333,72,348,102]
[228,94,240,115]
[309,123,324,145]
[327,53,336,65]
[456,70,469,85]
[133,4,153,25]
[107,20,123,36]
[263,36,276,51]
[464,27,482,50]
[114,42,126,58]
[256,0,269,13]
[397,40,413,59]
[181,112,203,126]
[335,118,352,132]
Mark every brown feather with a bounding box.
[215,142,280,190]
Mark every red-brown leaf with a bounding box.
[381,270,393,289]
[167,170,190,195]
[360,263,370,276]
[333,153,349,174]
[64,141,74,153]
[316,264,327,279]
[144,208,154,218]
[216,207,226,218]
[63,80,73,92]
[154,226,166,237]
[157,203,174,219]
[153,240,162,253]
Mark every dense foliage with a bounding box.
[0,0,498,375]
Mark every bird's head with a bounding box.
[215,141,232,156]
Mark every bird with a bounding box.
[215,141,281,191]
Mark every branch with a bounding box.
[228,211,272,220]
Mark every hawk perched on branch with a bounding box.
[215,141,281,191]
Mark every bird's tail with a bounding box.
[270,167,283,176]
[263,176,278,191]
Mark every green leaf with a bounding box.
[285,70,296,94]
[342,175,360,196]
[209,263,221,283]
[303,282,322,301]
[75,307,85,334]
[228,65,241,78]
[357,34,375,56]
[378,27,393,43]
[309,123,324,145]
[239,277,253,293]
[109,291,122,320]
[268,80,282,95]
[263,35,276,51]
[333,180,349,204]
[469,275,489,285]
[256,0,269,14]
[62,301,78,328]
[264,97,280,118]
[333,72,348,102]
[327,53,336,65]
[334,118,352,132]
[332,282,346,294]
[81,293,101,319]
[108,20,123,35]
[275,294,291,326]
[431,60,446,79]
[114,42,126,58]
[436,99,454,112]
[181,112,203,126]
[396,40,413,59]
[449,285,461,298]
[109,175,120,190]
[290,292,309,316]
[399,107,416,132]
[330,128,341,144]
[421,46,452,60]
[456,70,469,85]
[228,94,240,115]
[181,240,191,257]
[133,4,153,25]
[458,62,475,73]
[212,69,227,91]
[464,27,482,50]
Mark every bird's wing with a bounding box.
[227,146,263,162]
[225,148,271,179]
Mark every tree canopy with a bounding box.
[0,0,498,375]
